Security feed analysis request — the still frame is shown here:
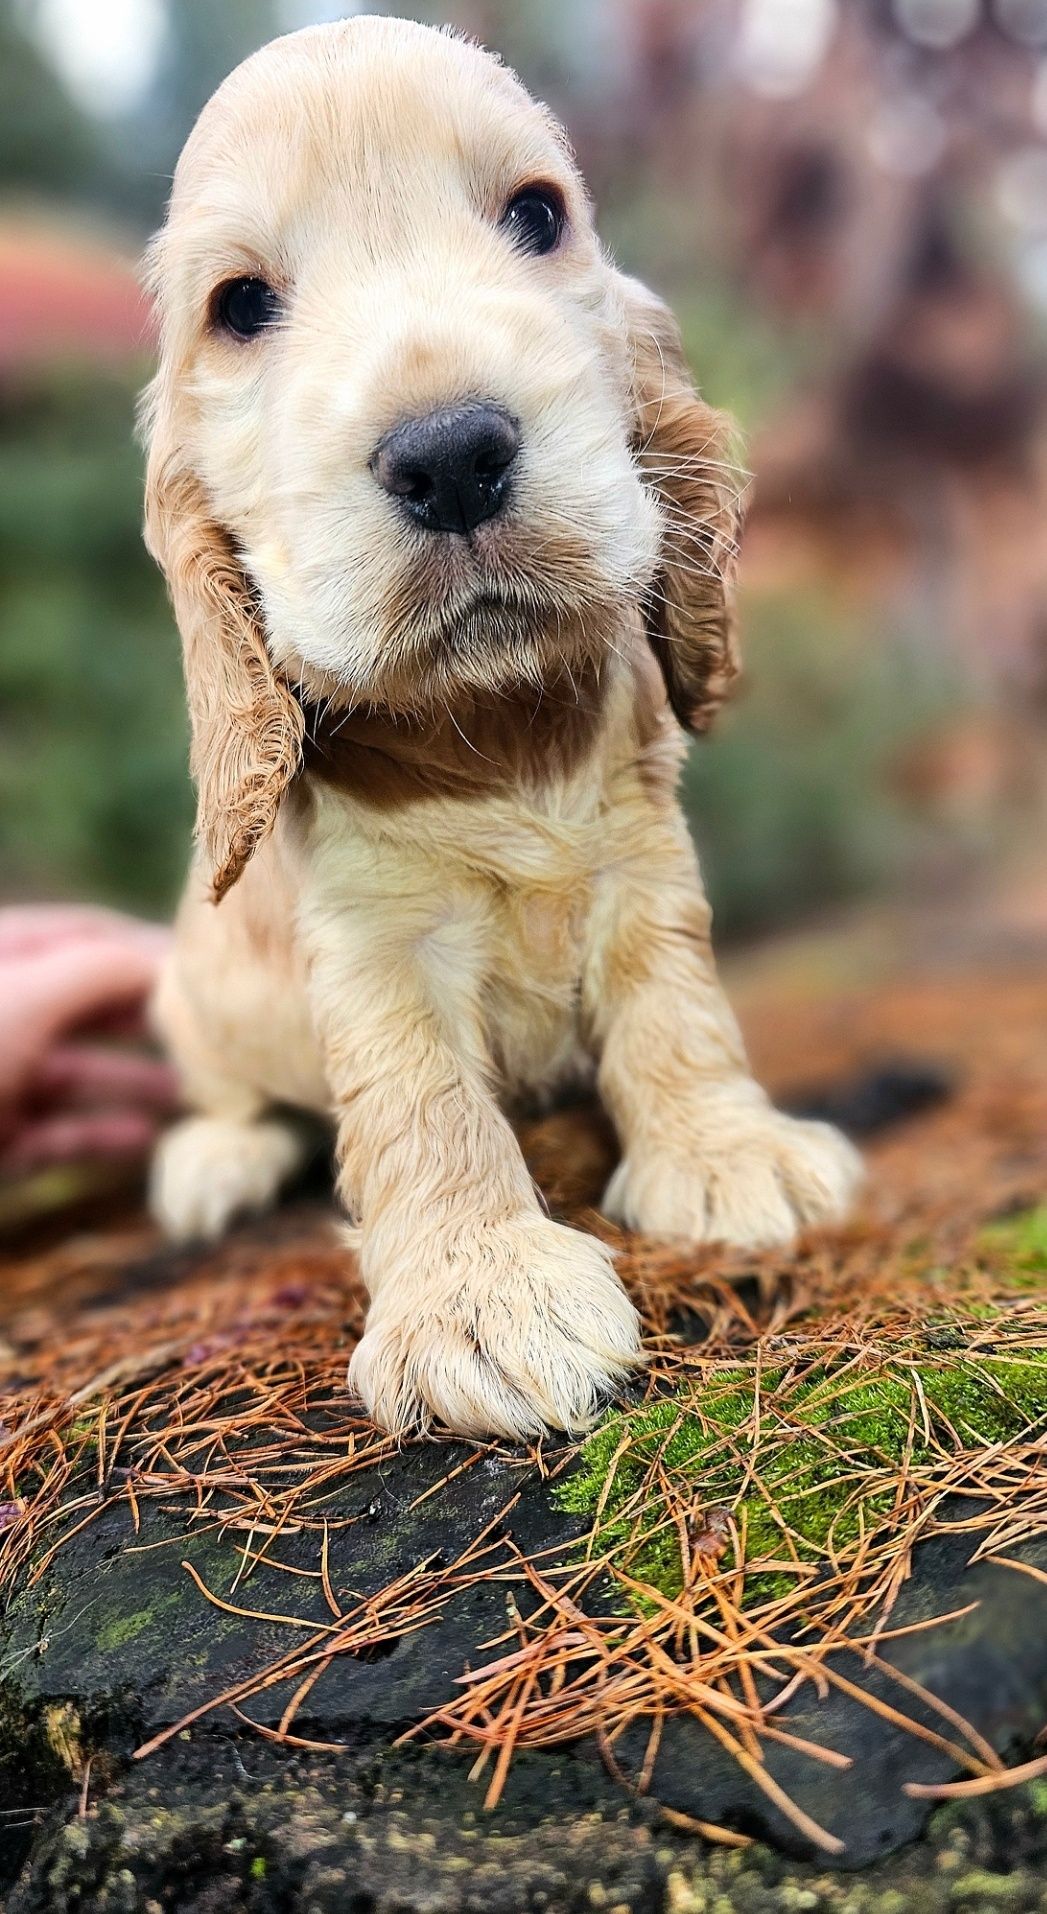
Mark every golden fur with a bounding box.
[145,17,861,1439]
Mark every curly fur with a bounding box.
[144,462,305,899]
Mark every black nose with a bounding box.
[372,403,521,535]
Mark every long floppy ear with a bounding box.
[619,274,746,732]
[144,443,304,902]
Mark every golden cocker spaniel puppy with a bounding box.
[144,17,861,1439]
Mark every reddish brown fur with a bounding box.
[300,661,609,808]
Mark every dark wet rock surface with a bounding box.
[4,1422,1047,1907]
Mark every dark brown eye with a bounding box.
[214,276,282,339]
[500,185,566,256]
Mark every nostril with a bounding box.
[476,449,504,477]
[387,461,433,505]
[372,403,521,535]
[472,414,520,478]
[372,449,427,502]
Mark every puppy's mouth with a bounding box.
[443,589,534,643]
[365,503,636,703]
[420,584,547,656]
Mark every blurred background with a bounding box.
[2,0,1047,944]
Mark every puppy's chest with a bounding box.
[347,757,632,1096]
[492,872,590,998]
[468,802,604,1097]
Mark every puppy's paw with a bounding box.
[349,1215,642,1440]
[151,1115,305,1242]
[604,1097,862,1251]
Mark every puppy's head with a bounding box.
[143,17,743,897]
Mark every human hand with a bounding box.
[0,906,178,1175]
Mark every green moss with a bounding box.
[556,1340,1047,1608]
[978,1204,1047,1285]
[95,1610,154,1652]
[95,1590,179,1653]
[946,1872,1032,1904]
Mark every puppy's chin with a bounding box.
[283,590,627,720]
[422,593,561,672]
[268,507,646,719]
[405,587,628,711]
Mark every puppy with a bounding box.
[144,17,861,1439]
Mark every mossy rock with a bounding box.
[557,1345,1047,1604]
[4,1202,1047,1902]
[5,1432,1047,1895]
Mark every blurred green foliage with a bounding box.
[0,365,190,913]
[0,5,101,203]
[685,590,957,938]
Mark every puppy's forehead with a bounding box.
[170,17,570,258]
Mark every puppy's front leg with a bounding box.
[585,804,861,1250]
[301,872,640,1439]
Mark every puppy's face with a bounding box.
[149,19,659,710]
[144,18,742,896]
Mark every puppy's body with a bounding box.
[146,18,861,1437]
[157,640,659,1132]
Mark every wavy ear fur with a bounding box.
[144,448,304,901]
[620,274,746,732]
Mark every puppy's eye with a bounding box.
[213,276,282,339]
[500,185,566,256]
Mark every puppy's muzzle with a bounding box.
[372,402,521,535]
